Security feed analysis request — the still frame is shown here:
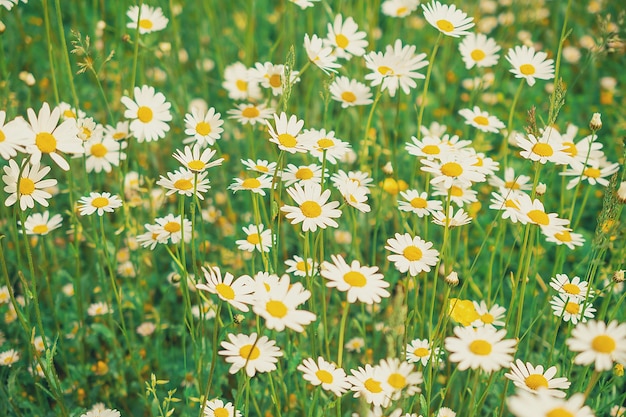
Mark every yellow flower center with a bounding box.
[343,271,367,287]
[414,347,429,357]
[316,139,334,150]
[278,133,297,148]
[335,33,349,48]
[246,233,261,245]
[469,339,492,355]
[255,165,269,173]
[296,261,307,271]
[266,300,288,318]
[214,408,229,417]
[19,178,35,195]
[436,19,454,32]
[481,313,494,324]
[137,106,153,123]
[35,132,57,153]
[377,65,393,75]
[583,167,601,178]
[422,144,440,155]
[341,91,357,103]
[91,197,109,208]
[473,157,484,167]
[402,245,422,261]
[562,283,580,294]
[164,221,181,233]
[565,302,580,315]
[236,80,248,92]
[504,180,521,190]
[520,63,536,75]
[504,199,520,209]
[388,373,406,389]
[90,143,108,157]
[591,334,615,353]
[300,201,322,218]
[296,167,314,180]
[188,160,206,171]
[450,185,463,197]
[195,121,212,136]
[315,369,333,384]
[216,283,235,300]
[113,132,127,140]
[242,178,261,189]
[525,373,549,390]
[532,142,554,157]
[410,197,427,209]
[82,127,93,140]
[269,73,282,88]
[471,49,486,61]
[239,344,260,360]
[32,224,49,234]
[562,142,577,156]
[546,408,574,417]
[441,162,463,177]
[174,178,193,191]
[63,109,77,119]
[473,116,489,126]
[396,6,408,15]
[242,106,260,118]
[139,19,153,30]
[364,378,383,393]
[0,130,5,142]
[527,209,549,226]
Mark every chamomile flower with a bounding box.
[543,226,585,250]
[103,121,130,142]
[507,390,595,417]
[445,326,517,372]
[219,333,283,377]
[421,154,486,189]
[78,192,123,216]
[561,158,620,190]
[471,301,506,328]
[422,0,475,37]
[458,106,505,133]
[297,357,351,396]
[24,102,82,171]
[398,190,443,217]
[0,349,20,367]
[196,266,255,312]
[157,168,211,199]
[347,364,391,407]
[489,167,532,196]
[516,194,569,229]
[506,45,555,87]
[550,274,592,300]
[121,85,172,142]
[222,62,262,101]
[235,224,273,253]
[227,102,275,125]
[252,274,316,332]
[202,399,242,417]
[183,107,224,147]
[282,163,323,186]
[303,128,351,164]
[304,33,342,74]
[406,135,454,160]
[470,151,500,177]
[321,254,390,304]
[240,159,277,176]
[329,76,373,108]
[550,294,595,325]
[289,0,319,8]
[81,407,121,417]
[431,206,473,227]
[154,214,192,244]
[377,357,423,398]
[87,301,110,316]
[433,183,477,207]
[20,211,62,235]
[406,339,442,366]
[324,14,368,59]
[228,175,274,196]
[267,112,307,154]
[385,233,439,276]
[136,223,165,250]
[127,4,168,34]
[566,320,626,371]
[436,408,457,417]
[281,182,342,232]
[250,62,300,96]
[560,130,604,171]
[84,135,127,173]
[173,145,223,173]
[382,0,421,18]
[285,256,317,277]
[516,127,571,165]
[2,159,57,211]
[458,33,501,69]
[339,179,371,213]
[331,170,374,191]
[0,111,29,160]
[505,359,571,398]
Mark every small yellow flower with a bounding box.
[448,298,479,326]
[615,363,624,377]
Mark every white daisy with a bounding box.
[549,274,592,301]
[516,127,572,165]
[458,106,505,133]
[157,168,211,199]
[550,294,595,325]
[83,135,127,173]
[504,359,571,398]
[281,182,342,232]
[240,159,278,176]
[196,266,255,312]
[121,85,172,142]
[422,0,475,37]
[249,62,300,96]
[154,214,192,245]
[20,211,63,235]
[235,224,273,253]
[2,159,57,211]
[445,326,517,372]
[183,107,224,147]
[406,339,442,366]
[543,226,585,250]
[507,390,595,417]
[385,233,439,276]
[202,399,242,417]
[78,192,123,216]
[506,45,555,87]
[382,0,421,18]
[285,255,317,277]
[126,4,168,34]
[227,102,275,126]
[304,33,342,74]
[0,111,29,160]
[431,206,473,228]
[172,145,224,173]
[566,320,626,371]
[281,163,323,186]
[347,364,391,407]
[421,154,486,189]
[398,190,443,217]
[218,333,283,377]
[324,14,368,59]
[297,357,351,397]
[228,175,274,196]
[471,300,506,329]
[303,128,351,164]
[321,254,390,304]
[458,33,501,69]
[266,112,307,154]
[329,76,373,108]
[222,62,262,101]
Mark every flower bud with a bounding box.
[589,112,602,131]
[445,271,460,287]
[613,269,625,283]
[535,182,547,196]
[617,181,626,204]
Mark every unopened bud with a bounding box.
[445,271,459,287]
[382,162,393,175]
[614,363,624,377]
[613,270,625,283]
[535,182,547,196]
[589,112,602,131]
[617,181,626,203]
[233,314,245,324]
[0,20,6,34]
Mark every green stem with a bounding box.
[54,0,79,108]
[416,33,443,141]
[358,86,383,172]
[42,0,60,104]
[501,80,525,168]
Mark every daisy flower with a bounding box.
[126,4,168,34]
[227,102,275,125]
[3,159,57,211]
[431,206,473,228]
[266,112,307,154]
[445,326,517,372]
[297,357,351,397]
[154,214,192,244]
[282,163,323,186]
[304,33,342,74]
[471,300,506,328]
[506,45,555,87]
[421,154,486,189]
[157,168,211,199]
[566,320,626,371]
[281,182,342,232]
[504,359,571,398]
[338,179,371,213]
[76,117,102,142]
[0,349,20,367]
[121,85,172,142]
[303,128,351,164]
[81,408,121,417]
[550,294,596,325]
[377,357,423,398]
[561,158,620,190]
[382,0,420,18]
[24,102,82,171]
[406,135,456,160]
[219,333,283,377]
[331,170,374,191]
[136,223,165,250]
[458,33,501,69]
[458,106,505,133]
[0,1,18,11]
[516,127,572,165]
[0,111,29,160]
[560,130,604,171]
[489,167,532,195]
[83,135,127,173]
[324,14,368,59]
[103,121,130,142]
[347,364,391,407]
[249,62,300,96]
[550,274,592,301]
[507,390,595,417]
[183,107,224,147]
[543,226,585,250]
[329,76,373,108]
[228,175,274,196]
[252,274,316,332]
[56,102,86,121]
[87,301,110,316]
[20,211,62,235]
[202,399,242,417]
[289,0,319,9]
[321,254,390,304]
[240,159,277,176]
[406,339,441,366]
[436,408,457,417]
[196,266,255,312]
[222,62,262,101]
[432,183,477,207]
[470,151,500,177]
[422,0,475,37]
[173,145,223,173]
[516,194,569,229]
[78,192,123,216]
[285,255,317,277]
[385,233,439,276]
[235,224,273,253]
[398,190,443,217]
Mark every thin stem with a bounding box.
[416,33,443,141]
